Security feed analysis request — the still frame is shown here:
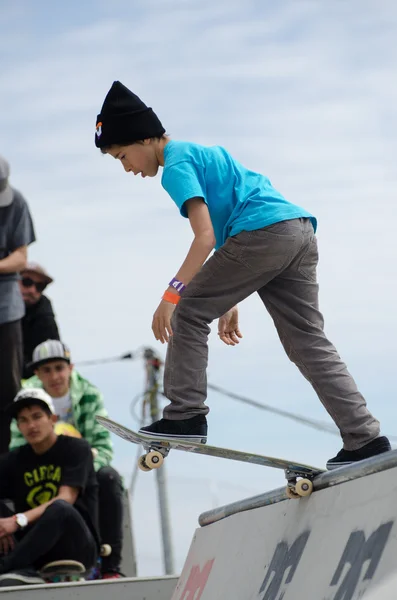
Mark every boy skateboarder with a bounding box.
[94,80,390,470]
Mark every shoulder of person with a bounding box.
[71,370,102,400]
[7,444,32,464]
[22,374,43,389]
[164,140,202,165]
[9,188,31,211]
[34,294,55,316]
[58,435,91,456]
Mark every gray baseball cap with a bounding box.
[30,340,72,370]
[0,155,13,208]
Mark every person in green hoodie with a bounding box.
[9,340,124,580]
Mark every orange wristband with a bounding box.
[162,290,180,305]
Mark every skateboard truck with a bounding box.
[284,468,315,499]
[137,438,205,472]
[137,442,170,471]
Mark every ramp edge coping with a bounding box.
[198,448,397,526]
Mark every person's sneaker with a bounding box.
[326,436,391,470]
[139,415,207,443]
[0,569,44,587]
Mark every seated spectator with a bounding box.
[0,154,36,455]
[10,340,125,579]
[19,262,60,379]
[0,388,99,587]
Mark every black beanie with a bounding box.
[95,81,165,149]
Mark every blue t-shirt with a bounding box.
[161,140,316,249]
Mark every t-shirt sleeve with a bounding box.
[10,196,36,250]
[60,439,93,492]
[162,161,207,218]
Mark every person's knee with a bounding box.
[174,299,212,329]
[45,499,74,518]
[97,466,123,490]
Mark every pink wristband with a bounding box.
[169,277,186,293]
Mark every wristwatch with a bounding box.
[14,513,28,529]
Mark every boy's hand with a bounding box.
[0,517,18,546]
[152,300,176,344]
[0,534,15,555]
[218,306,243,346]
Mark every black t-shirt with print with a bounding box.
[0,435,99,546]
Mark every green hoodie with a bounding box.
[9,370,114,472]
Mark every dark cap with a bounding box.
[95,81,165,149]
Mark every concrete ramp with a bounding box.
[171,451,397,600]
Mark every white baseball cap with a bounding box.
[0,155,13,208]
[8,388,56,418]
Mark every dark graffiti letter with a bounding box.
[330,521,393,600]
[259,531,311,600]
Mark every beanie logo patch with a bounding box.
[96,122,103,138]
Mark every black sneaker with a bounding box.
[0,569,44,587]
[139,415,207,443]
[326,436,391,470]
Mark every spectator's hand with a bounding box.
[152,300,176,344]
[218,306,243,346]
[0,534,15,555]
[0,518,17,552]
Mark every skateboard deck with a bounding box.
[96,415,324,498]
[40,559,85,582]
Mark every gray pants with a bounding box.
[163,218,380,451]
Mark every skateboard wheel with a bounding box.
[138,455,151,472]
[100,544,112,557]
[145,450,164,469]
[286,486,301,500]
[295,478,313,497]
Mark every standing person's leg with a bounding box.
[141,220,307,438]
[96,466,124,577]
[0,320,23,454]
[257,219,388,464]
[0,500,97,574]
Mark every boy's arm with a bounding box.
[152,198,216,344]
[0,246,27,274]
[20,485,78,524]
[78,388,114,471]
[166,197,215,292]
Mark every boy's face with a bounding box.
[35,360,72,398]
[107,140,160,178]
[17,405,57,446]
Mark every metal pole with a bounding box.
[144,348,175,575]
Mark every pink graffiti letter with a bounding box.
[180,559,215,600]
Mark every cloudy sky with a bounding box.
[1,0,397,577]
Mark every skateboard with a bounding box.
[96,416,324,499]
[40,559,85,583]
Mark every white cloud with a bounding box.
[1,0,397,576]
